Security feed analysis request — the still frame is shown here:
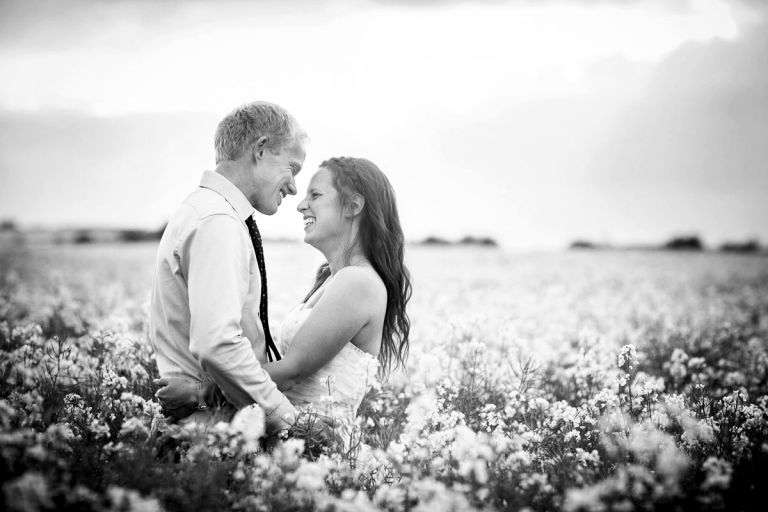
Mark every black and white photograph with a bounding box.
[1,0,767,510]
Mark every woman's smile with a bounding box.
[297,168,344,245]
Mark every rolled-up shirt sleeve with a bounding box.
[180,214,296,431]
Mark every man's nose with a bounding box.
[286,177,297,196]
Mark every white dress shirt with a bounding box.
[149,171,296,432]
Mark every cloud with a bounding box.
[0,0,745,51]
[581,17,768,242]
[588,20,768,191]
[374,0,694,8]
[0,0,322,50]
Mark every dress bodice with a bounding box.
[277,289,379,431]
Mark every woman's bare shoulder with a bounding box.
[331,265,387,303]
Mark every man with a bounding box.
[149,101,307,433]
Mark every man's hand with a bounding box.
[154,377,200,422]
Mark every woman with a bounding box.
[156,156,411,434]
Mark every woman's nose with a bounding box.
[297,197,307,213]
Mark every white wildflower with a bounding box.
[3,471,54,511]
[617,344,638,373]
[701,457,733,491]
[230,404,266,451]
[292,461,327,491]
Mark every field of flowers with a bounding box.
[2,241,768,511]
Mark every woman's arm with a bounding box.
[264,267,381,389]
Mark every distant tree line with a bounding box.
[118,225,167,243]
[0,219,18,232]
[569,235,764,254]
[73,230,94,244]
[719,239,761,253]
[664,236,703,250]
[69,225,167,244]
[420,235,498,247]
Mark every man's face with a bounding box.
[250,143,306,215]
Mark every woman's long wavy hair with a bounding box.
[303,156,412,376]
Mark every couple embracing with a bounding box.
[148,101,411,442]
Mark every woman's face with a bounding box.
[297,168,348,250]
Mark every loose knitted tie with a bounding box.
[245,216,281,362]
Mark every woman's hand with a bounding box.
[153,377,200,422]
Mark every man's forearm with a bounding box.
[199,345,296,432]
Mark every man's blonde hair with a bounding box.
[214,101,308,164]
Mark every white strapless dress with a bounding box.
[277,300,380,433]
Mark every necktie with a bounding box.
[245,216,281,362]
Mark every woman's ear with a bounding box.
[345,193,365,218]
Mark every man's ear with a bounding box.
[253,136,269,160]
[345,194,365,218]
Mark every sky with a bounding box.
[0,0,766,249]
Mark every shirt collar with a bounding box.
[199,171,255,222]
